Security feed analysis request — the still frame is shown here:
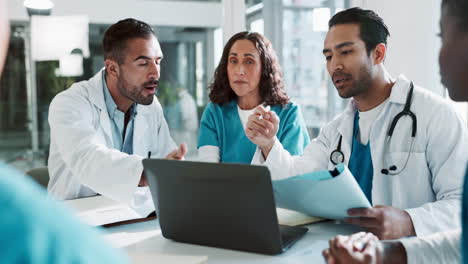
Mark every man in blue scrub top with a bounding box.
[0,2,127,263]
[323,0,468,263]
[249,7,466,241]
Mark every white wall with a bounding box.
[7,0,223,28]
[351,0,443,95]
[222,0,245,44]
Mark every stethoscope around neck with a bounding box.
[329,82,417,175]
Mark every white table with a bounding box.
[103,219,363,264]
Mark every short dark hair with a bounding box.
[209,31,289,106]
[102,18,155,64]
[329,7,390,55]
[442,0,468,32]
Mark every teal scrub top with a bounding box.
[348,111,374,204]
[462,164,468,263]
[198,100,310,163]
[0,163,128,264]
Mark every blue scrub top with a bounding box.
[348,111,374,204]
[198,99,310,163]
[462,164,468,264]
[0,163,128,264]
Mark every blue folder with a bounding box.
[272,164,371,220]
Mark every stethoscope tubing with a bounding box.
[329,82,417,173]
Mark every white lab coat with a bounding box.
[252,75,467,236]
[47,69,176,212]
[400,230,461,264]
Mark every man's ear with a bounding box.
[372,43,387,65]
[104,59,120,78]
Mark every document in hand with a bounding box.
[272,163,371,220]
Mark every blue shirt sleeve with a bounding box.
[198,103,220,148]
[276,102,310,156]
[0,163,128,264]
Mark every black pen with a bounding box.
[147,151,151,159]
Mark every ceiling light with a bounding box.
[24,0,54,16]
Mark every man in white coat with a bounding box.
[246,7,467,240]
[323,1,468,263]
[48,18,187,212]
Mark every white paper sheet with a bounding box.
[276,208,326,226]
[63,195,153,226]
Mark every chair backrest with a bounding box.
[26,167,49,188]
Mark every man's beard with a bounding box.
[117,76,158,105]
[337,65,373,99]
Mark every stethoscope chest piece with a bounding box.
[329,81,417,175]
[330,135,344,165]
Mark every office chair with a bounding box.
[26,167,49,188]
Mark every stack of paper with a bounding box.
[273,164,371,220]
[63,195,153,226]
[276,207,325,226]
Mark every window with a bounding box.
[247,0,350,138]
[0,23,211,169]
